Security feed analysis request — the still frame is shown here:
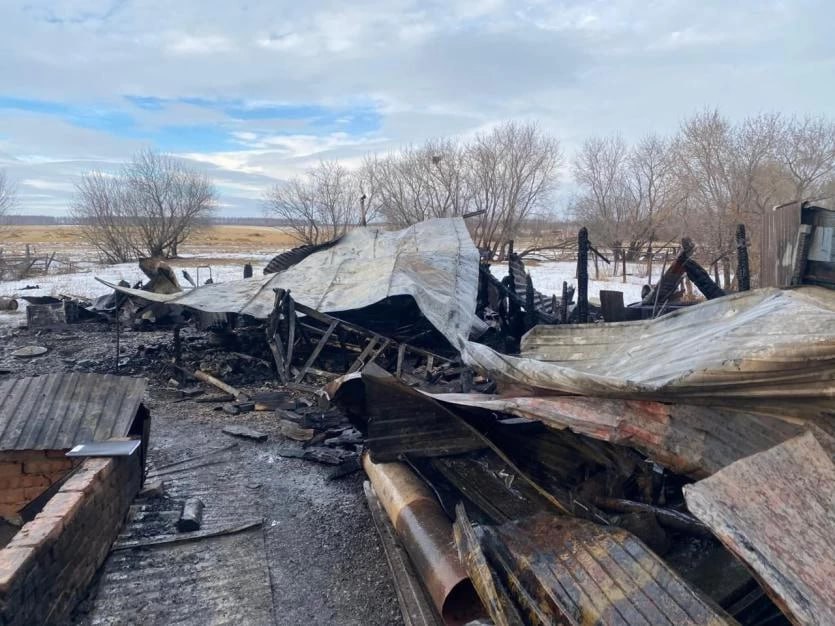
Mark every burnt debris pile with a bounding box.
[1,209,831,626]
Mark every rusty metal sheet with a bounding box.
[684,432,835,626]
[426,393,812,479]
[100,217,486,346]
[0,372,146,451]
[478,512,736,625]
[462,286,835,419]
[362,371,484,462]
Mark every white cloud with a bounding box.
[0,0,833,215]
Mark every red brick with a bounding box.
[7,517,62,549]
[0,488,27,506]
[44,450,70,458]
[23,485,50,501]
[0,547,34,593]
[23,458,73,475]
[0,451,44,463]
[83,457,114,480]
[0,475,50,490]
[39,491,84,521]
[0,463,22,478]
[60,471,98,495]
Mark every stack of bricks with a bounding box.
[0,453,142,625]
[0,451,80,519]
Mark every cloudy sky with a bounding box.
[0,0,833,215]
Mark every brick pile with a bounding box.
[0,453,142,625]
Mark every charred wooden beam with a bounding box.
[684,258,726,300]
[735,224,750,292]
[576,227,589,323]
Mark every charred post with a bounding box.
[736,224,750,292]
[576,228,589,323]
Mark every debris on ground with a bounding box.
[221,424,268,442]
[0,214,832,625]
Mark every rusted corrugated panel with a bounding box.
[428,394,809,479]
[476,512,736,625]
[684,432,835,626]
[760,203,802,289]
[364,372,483,461]
[0,373,146,450]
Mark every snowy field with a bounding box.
[491,259,661,306]
[0,245,665,331]
[0,252,276,330]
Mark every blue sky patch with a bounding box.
[0,95,382,153]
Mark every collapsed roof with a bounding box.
[462,286,835,419]
[99,217,484,346]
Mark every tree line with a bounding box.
[2,110,834,278]
[265,122,562,258]
[572,110,835,284]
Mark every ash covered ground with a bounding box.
[0,320,402,626]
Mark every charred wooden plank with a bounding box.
[452,504,525,626]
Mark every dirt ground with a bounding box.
[0,321,402,626]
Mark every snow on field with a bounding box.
[0,257,274,329]
[491,259,663,305]
[1,249,664,331]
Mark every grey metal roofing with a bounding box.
[0,372,147,451]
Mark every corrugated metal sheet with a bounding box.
[426,394,811,479]
[462,286,835,419]
[100,217,485,346]
[474,512,736,625]
[684,432,835,626]
[760,202,802,289]
[263,237,342,275]
[0,373,146,451]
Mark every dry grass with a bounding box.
[1,225,299,254]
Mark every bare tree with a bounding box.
[363,139,471,228]
[671,110,783,285]
[467,122,562,257]
[72,150,217,262]
[572,135,632,255]
[264,160,358,245]
[0,170,15,231]
[776,115,835,200]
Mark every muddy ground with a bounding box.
[0,320,402,626]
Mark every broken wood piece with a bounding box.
[193,369,250,402]
[592,496,712,536]
[222,425,268,442]
[178,386,203,398]
[236,401,255,413]
[684,431,835,626]
[252,391,291,411]
[176,497,205,532]
[327,456,362,480]
[195,393,235,403]
[295,319,340,382]
[279,419,315,442]
[453,504,525,626]
[115,521,262,551]
[222,403,240,415]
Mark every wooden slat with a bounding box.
[295,320,339,382]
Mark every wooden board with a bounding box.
[684,431,835,626]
